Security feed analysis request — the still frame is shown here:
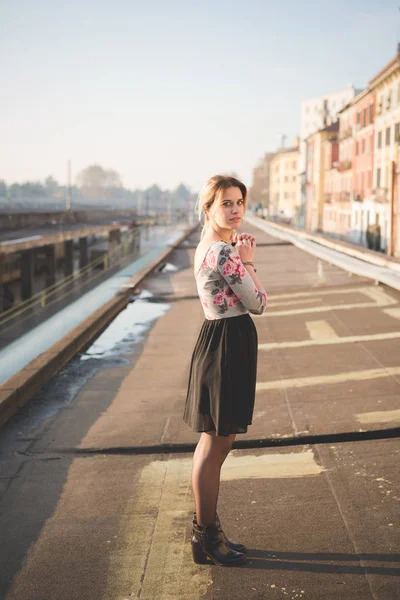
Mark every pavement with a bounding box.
[0,222,399,600]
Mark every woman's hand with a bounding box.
[235,233,256,263]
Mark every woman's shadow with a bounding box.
[238,549,400,576]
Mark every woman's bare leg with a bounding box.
[192,431,236,526]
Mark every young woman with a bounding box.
[183,175,267,566]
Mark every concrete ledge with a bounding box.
[249,215,400,273]
[0,225,198,428]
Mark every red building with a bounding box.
[352,89,376,202]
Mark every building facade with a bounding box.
[269,143,300,221]
[249,152,275,211]
[298,85,359,226]
[306,122,339,232]
[370,50,400,255]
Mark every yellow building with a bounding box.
[269,141,300,221]
[305,123,339,231]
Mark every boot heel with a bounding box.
[191,535,208,564]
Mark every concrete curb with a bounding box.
[0,224,199,428]
[248,215,400,292]
[248,214,400,273]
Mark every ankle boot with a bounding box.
[193,511,247,553]
[191,521,247,567]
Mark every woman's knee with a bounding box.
[199,432,234,462]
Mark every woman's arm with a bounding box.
[216,244,267,315]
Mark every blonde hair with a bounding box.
[195,175,248,239]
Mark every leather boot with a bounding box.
[193,511,247,553]
[191,521,247,566]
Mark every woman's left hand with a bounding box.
[234,232,256,246]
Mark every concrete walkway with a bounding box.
[0,222,399,600]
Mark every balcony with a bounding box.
[339,128,352,140]
[338,191,351,203]
[335,160,352,172]
[373,187,389,203]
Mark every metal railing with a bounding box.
[0,228,141,334]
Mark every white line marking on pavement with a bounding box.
[258,284,398,317]
[355,409,400,425]
[259,301,384,317]
[106,448,324,597]
[267,297,324,307]
[306,320,338,340]
[384,307,400,320]
[258,331,400,351]
[223,450,324,480]
[266,286,374,301]
[360,287,399,306]
[106,459,212,600]
[265,285,397,306]
[256,367,400,391]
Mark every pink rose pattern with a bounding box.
[197,243,267,316]
[197,243,267,317]
[208,249,217,268]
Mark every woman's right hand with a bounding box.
[236,236,255,263]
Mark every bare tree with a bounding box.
[76,165,122,200]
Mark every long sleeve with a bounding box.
[216,243,267,315]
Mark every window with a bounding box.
[395,122,400,139]
[386,126,391,146]
[362,139,365,154]
[377,131,382,149]
[398,81,400,104]
[377,168,381,187]
[356,141,359,155]
[356,112,360,125]
[369,103,374,123]
[363,107,367,127]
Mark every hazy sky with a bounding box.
[1,0,400,193]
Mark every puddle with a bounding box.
[80,290,170,360]
[158,262,179,273]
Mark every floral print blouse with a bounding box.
[195,240,267,320]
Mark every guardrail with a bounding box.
[0,228,141,334]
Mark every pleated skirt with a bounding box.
[183,313,258,436]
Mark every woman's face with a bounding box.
[210,186,245,230]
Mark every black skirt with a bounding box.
[183,313,258,436]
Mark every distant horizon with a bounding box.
[0,170,198,194]
[2,0,399,191]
